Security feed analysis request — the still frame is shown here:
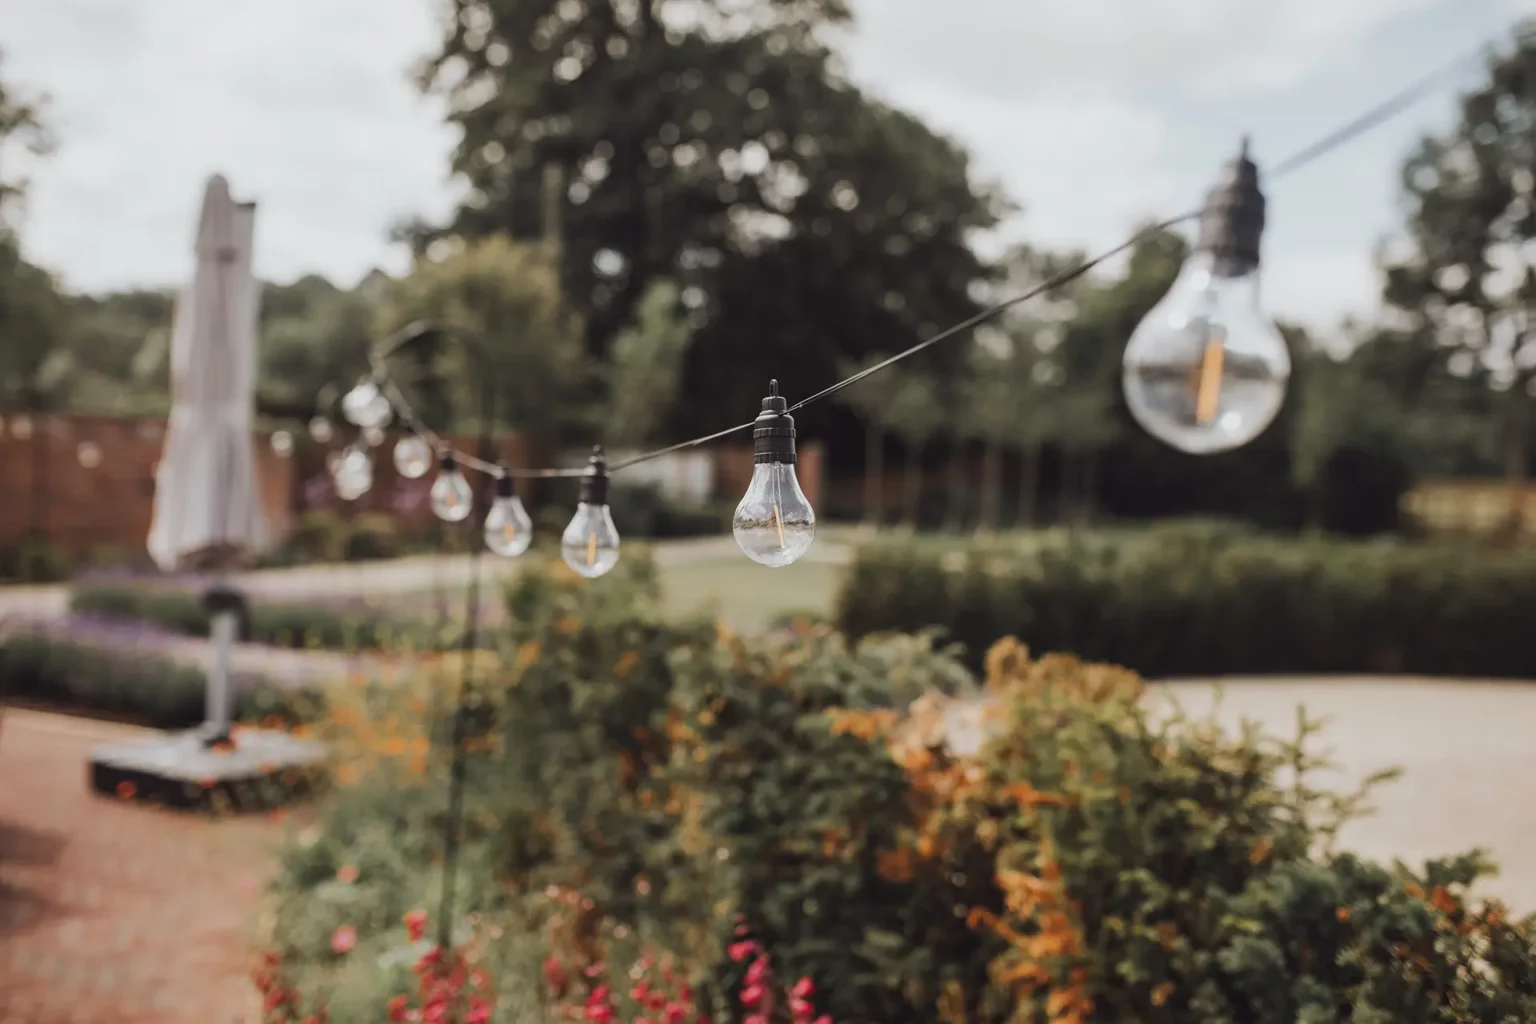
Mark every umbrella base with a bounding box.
[89,727,327,813]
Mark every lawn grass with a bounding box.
[656,556,843,631]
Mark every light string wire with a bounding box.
[362,34,1492,484]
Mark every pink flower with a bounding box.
[404,909,429,942]
[664,1003,689,1024]
[791,998,814,1018]
[792,978,816,999]
[330,925,357,954]
[387,995,411,1022]
[744,1016,768,1024]
[739,983,764,1007]
[728,940,758,963]
[813,1017,832,1024]
[745,958,770,985]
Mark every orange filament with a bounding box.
[773,503,786,547]
[1194,336,1225,425]
[586,531,597,567]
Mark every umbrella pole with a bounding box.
[202,583,244,746]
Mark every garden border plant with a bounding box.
[254,548,1536,1022]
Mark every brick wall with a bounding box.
[0,412,295,559]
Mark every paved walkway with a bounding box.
[0,709,284,1023]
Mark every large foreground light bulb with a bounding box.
[333,443,373,501]
[341,377,393,430]
[394,434,433,479]
[430,452,474,522]
[733,380,815,567]
[1122,138,1290,455]
[561,446,620,578]
[484,470,534,557]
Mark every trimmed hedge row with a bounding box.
[69,583,407,651]
[0,631,319,729]
[834,523,1536,678]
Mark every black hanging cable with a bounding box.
[365,32,1491,481]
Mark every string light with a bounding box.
[394,435,433,479]
[430,452,474,523]
[1123,139,1291,454]
[733,380,815,567]
[341,377,393,430]
[322,40,1489,571]
[484,468,534,557]
[333,443,373,502]
[560,447,620,578]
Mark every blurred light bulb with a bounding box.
[77,441,102,470]
[430,454,474,522]
[362,425,386,448]
[560,447,620,578]
[1122,140,1290,455]
[341,378,393,429]
[333,444,373,501]
[733,380,815,566]
[308,416,334,444]
[394,435,432,479]
[270,430,294,457]
[484,473,533,557]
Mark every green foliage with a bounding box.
[835,524,1536,678]
[0,630,315,728]
[376,236,585,443]
[0,535,71,582]
[67,583,409,651]
[261,563,1536,1022]
[604,279,695,447]
[607,482,730,539]
[343,512,402,562]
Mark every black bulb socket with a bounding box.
[1195,136,1266,279]
[439,451,458,474]
[578,445,610,505]
[752,379,797,466]
[495,467,515,499]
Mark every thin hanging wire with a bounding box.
[366,33,1491,482]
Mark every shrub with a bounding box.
[0,631,316,728]
[258,556,1536,1022]
[345,513,402,562]
[68,582,408,651]
[835,524,1536,678]
[0,535,71,583]
[609,482,729,539]
[283,509,351,564]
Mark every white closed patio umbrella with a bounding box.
[147,173,268,744]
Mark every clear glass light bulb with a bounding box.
[270,430,294,457]
[341,379,393,430]
[484,494,534,557]
[560,502,621,578]
[430,464,474,522]
[1121,251,1291,455]
[733,462,816,567]
[394,435,433,479]
[308,416,334,444]
[333,444,373,501]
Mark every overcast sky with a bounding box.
[1,0,1532,333]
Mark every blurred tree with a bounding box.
[64,289,175,414]
[1383,21,1536,521]
[0,56,71,412]
[956,332,1016,534]
[603,278,693,449]
[376,237,584,447]
[413,0,1003,442]
[258,273,385,420]
[881,369,945,528]
[835,357,904,529]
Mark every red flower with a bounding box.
[792,978,815,999]
[744,1015,768,1024]
[631,981,652,1002]
[330,925,358,954]
[467,996,493,1024]
[404,909,429,942]
[812,1017,832,1024]
[728,940,758,963]
[387,995,410,1022]
[544,954,569,994]
[664,1003,689,1024]
[745,959,770,985]
[791,998,814,1018]
[739,983,764,1007]
[584,1005,614,1024]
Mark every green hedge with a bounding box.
[834,523,1536,678]
[69,583,408,651]
[0,631,319,729]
